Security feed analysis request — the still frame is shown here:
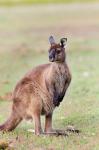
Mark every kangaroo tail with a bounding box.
[0,111,22,132]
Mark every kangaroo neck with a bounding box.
[51,61,66,68]
[49,61,67,77]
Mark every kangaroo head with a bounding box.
[49,36,67,63]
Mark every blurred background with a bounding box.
[0,0,99,149]
[0,1,99,53]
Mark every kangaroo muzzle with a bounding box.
[49,49,55,62]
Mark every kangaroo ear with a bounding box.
[60,38,67,47]
[49,36,55,45]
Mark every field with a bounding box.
[0,3,99,150]
[0,0,99,6]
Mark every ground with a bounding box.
[0,3,99,150]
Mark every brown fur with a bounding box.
[0,37,71,135]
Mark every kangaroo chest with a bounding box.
[54,65,67,93]
[45,63,69,107]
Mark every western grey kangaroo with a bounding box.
[0,36,71,135]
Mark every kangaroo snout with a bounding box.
[49,49,55,62]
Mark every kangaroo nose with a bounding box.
[49,49,55,62]
[49,55,53,59]
[49,54,54,62]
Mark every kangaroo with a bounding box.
[0,36,71,135]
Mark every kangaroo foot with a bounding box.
[44,129,68,136]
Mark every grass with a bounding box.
[0,3,99,150]
[0,0,98,6]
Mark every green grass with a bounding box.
[0,0,98,6]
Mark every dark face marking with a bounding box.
[49,48,55,62]
[49,44,66,63]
